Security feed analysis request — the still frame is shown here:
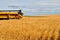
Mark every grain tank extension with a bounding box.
[0,10,23,19]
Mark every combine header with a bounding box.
[0,10,23,19]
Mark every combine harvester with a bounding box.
[0,10,23,19]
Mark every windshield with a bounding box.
[0,0,60,16]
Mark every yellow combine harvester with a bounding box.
[0,10,23,19]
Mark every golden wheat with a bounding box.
[0,15,60,40]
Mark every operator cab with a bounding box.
[18,10,23,16]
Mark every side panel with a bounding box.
[9,14,18,19]
[0,14,8,18]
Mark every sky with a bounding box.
[0,0,60,16]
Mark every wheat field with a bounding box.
[0,15,60,40]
